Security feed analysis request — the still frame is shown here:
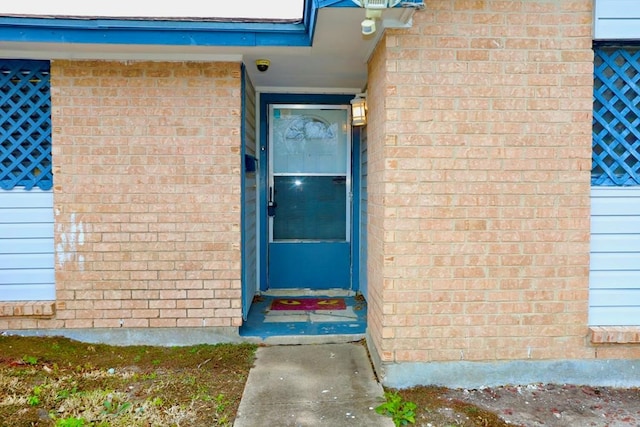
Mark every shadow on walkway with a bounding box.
[234,342,393,426]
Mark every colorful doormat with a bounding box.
[270,298,347,311]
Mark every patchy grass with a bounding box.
[2,336,519,427]
[0,335,256,427]
[389,386,513,427]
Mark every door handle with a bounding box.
[268,186,277,217]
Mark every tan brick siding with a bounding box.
[0,60,243,331]
[367,0,606,363]
[366,38,390,362]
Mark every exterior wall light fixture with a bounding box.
[352,0,425,35]
[351,94,367,126]
[352,0,401,36]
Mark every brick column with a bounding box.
[368,0,594,363]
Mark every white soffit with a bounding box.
[246,6,416,91]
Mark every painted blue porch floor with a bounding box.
[239,294,367,339]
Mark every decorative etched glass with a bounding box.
[272,109,348,175]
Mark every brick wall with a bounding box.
[366,37,390,361]
[0,60,243,331]
[368,0,597,363]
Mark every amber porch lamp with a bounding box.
[350,94,367,126]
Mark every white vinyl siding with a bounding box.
[0,188,55,301]
[590,187,640,325]
[594,0,640,40]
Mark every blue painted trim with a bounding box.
[0,17,309,47]
[351,126,361,293]
[258,99,269,292]
[307,0,321,43]
[0,16,305,31]
[260,93,354,105]
[0,0,337,47]
[258,93,356,291]
[317,0,360,7]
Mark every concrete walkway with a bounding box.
[234,342,394,427]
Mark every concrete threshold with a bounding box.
[261,288,356,297]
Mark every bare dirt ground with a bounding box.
[445,384,640,426]
[397,383,640,427]
[4,335,640,426]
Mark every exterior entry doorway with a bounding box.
[266,104,352,290]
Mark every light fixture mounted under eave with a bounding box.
[352,0,403,35]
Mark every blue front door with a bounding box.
[267,104,352,289]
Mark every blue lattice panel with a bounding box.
[0,60,52,190]
[593,48,640,186]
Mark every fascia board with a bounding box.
[0,0,320,47]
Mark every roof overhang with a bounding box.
[0,0,424,91]
[0,12,313,48]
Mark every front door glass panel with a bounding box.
[269,106,350,243]
[273,175,346,240]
